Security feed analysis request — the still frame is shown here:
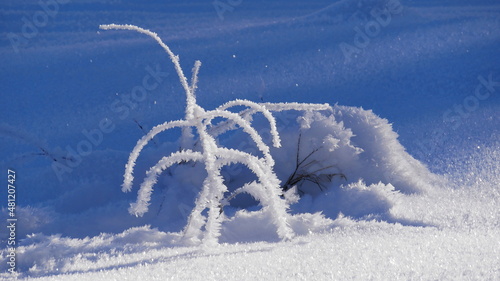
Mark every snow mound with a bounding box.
[220,104,441,222]
[223,105,440,196]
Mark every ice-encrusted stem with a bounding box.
[190,60,201,95]
[259,102,332,112]
[130,150,204,216]
[122,119,193,193]
[206,109,275,166]
[209,102,333,142]
[99,24,197,119]
[217,99,281,148]
[180,60,202,150]
[216,148,293,240]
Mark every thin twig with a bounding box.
[282,134,346,193]
[133,119,159,147]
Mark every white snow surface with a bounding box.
[1,0,499,280]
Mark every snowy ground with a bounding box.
[1,0,499,280]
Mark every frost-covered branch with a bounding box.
[208,102,332,145]
[205,109,275,166]
[123,119,193,192]
[130,150,204,216]
[99,24,197,119]
[217,99,281,147]
[259,102,332,112]
[215,147,293,240]
[190,60,202,94]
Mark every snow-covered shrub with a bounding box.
[100,24,331,245]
